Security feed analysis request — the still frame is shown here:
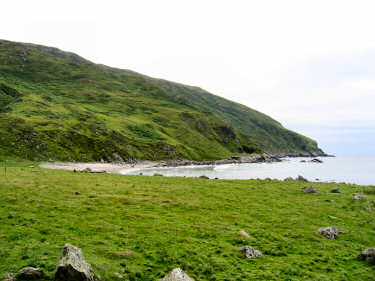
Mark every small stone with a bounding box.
[358,248,375,264]
[353,193,364,200]
[3,273,15,281]
[325,200,335,203]
[29,165,35,168]
[315,226,340,239]
[17,267,44,280]
[302,186,318,195]
[237,246,263,259]
[162,268,194,281]
[114,272,123,279]
[331,188,341,193]
[239,230,251,238]
[81,167,92,173]
[75,191,80,195]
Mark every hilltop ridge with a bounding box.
[0,39,324,161]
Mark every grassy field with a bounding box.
[0,161,374,280]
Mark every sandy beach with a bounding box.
[40,161,157,174]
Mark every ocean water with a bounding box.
[123,155,375,185]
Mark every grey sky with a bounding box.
[1,0,375,154]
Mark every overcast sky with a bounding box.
[2,0,375,154]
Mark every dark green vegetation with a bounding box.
[0,163,374,280]
[0,39,324,162]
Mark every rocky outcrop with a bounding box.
[310,158,323,163]
[315,226,340,239]
[55,244,94,281]
[358,248,375,264]
[237,246,263,259]
[331,188,341,193]
[17,267,44,280]
[3,273,15,281]
[162,268,194,281]
[302,186,318,195]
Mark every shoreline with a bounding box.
[40,153,329,174]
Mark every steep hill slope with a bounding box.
[0,39,324,161]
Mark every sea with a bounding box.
[122,155,375,186]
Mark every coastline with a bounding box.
[40,153,329,174]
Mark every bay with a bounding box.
[123,155,375,186]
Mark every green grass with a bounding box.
[0,162,374,280]
[0,39,322,162]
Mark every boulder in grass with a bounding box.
[237,246,263,259]
[302,186,318,195]
[296,175,308,182]
[331,188,342,193]
[353,193,364,200]
[55,244,94,281]
[17,267,44,280]
[162,268,194,281]
[358,248,375,264]
[238,230,251,238]
[315,226,340,239]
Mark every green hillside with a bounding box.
[0,39,324,161]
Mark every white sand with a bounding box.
[40,161,157,174]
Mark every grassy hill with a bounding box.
[0,39,324,161]
[0,162,374,280]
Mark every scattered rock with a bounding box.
[310,158,323,163]
[29,165,35,168]
[199,175,209,179]
[296,175,308,182]
[3,273,15,281]
[331,188,341,193]
[353,193,364,200]
[238,230,250,238]
[81,167,92,173]
[17,267,44,280]
[55,244,94,281]
[315,226,340,239]
[358,248,375,264]
[284,177,294,181]
[302,186,318,195]
[162,268,194,281]
[237,246,263,259]
[153,173,163,177]
[114,272,123,279]
[300,160,307,162]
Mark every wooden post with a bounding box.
[4,160,7,173]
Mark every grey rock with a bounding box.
[81,168,92,173]
[239,230,250,238]
[3,273,15,281]
[237,246,263,259]
[353,193,364,200]
[358,248,375,264]
[331,188,342,193]
[162,268,194,281]
[325,199,335,203]
[302,186,318,195]
[199,175,209,179]
[55,244,94,281]
[17,267,44,280]
[310,158,323,163]
[296,175,308,182]
[315,226,340,239]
